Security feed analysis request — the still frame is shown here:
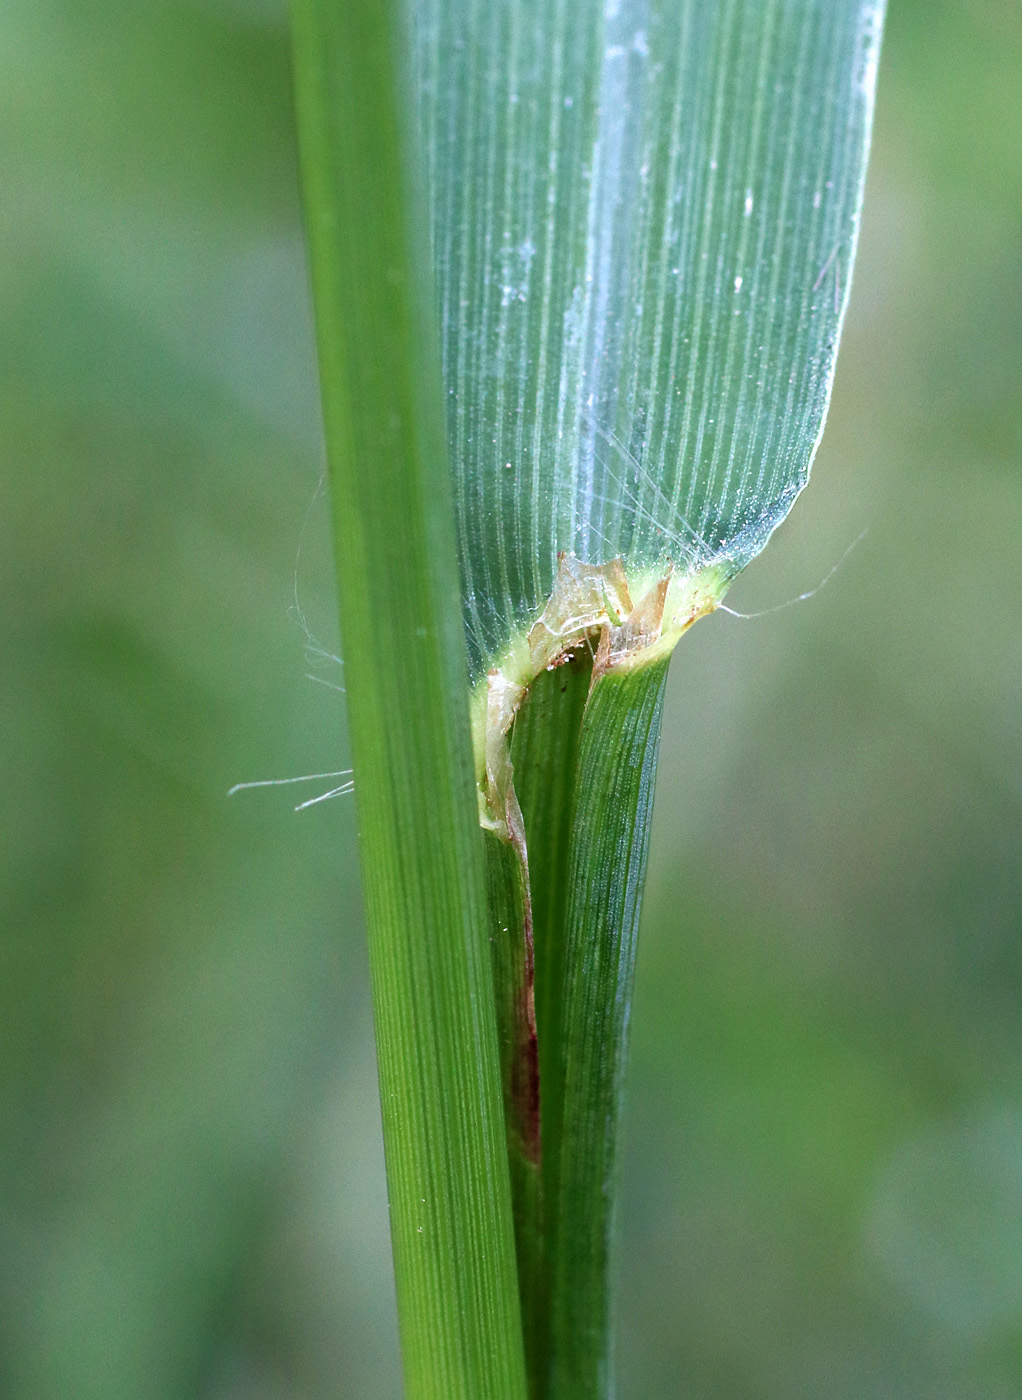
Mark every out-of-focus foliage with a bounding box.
[1,1,1020,1398]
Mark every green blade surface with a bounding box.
[410,0,884,673]
[290,2,527,1396]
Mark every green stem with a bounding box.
[510,652,592,1395]
[514,652,595,1152]
[549,657,671,1400]
[495,648,667,1400]
[289,2,527,1396]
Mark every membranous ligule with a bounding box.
[473,553,726,840]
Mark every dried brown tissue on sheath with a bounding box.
[498,761,541,1164]
[514,885,541,1166]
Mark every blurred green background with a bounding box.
[2,1,1020,1396]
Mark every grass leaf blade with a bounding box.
[412,0,885,672]
[290,2,527,1395]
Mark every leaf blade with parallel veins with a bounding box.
[411,0,884,676]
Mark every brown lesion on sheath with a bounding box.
[511,885,541,1165]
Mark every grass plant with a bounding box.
[290,1,884,1396]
